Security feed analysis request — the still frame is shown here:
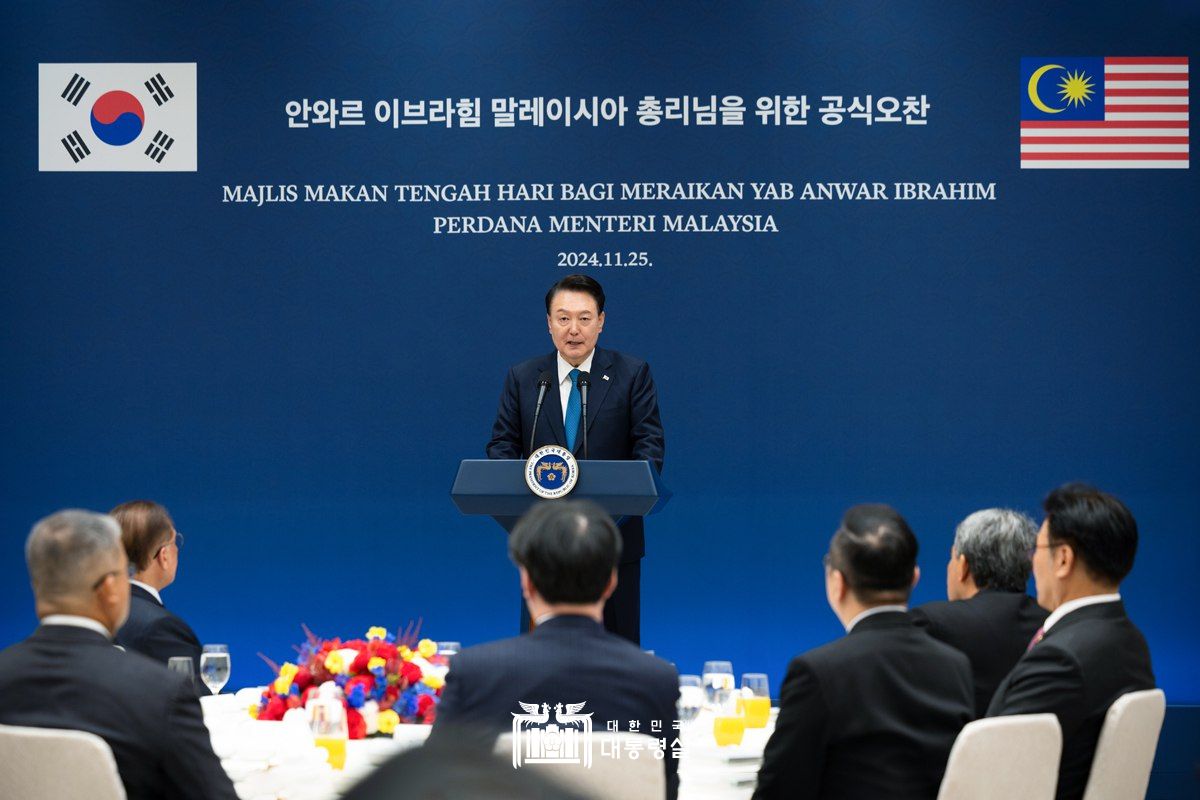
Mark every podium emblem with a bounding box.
[525,445,579,499]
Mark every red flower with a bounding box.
[260,695,288,721]
[417,694,435,719]
[293,667,313,691]
[349,650,371,674]
[344,674,375,698]
[399,661,422,687]
[285,694,303,710]
[346,707,366,740]
[372,642,398,660]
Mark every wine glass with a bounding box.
[167,656,195,690]
[702,660,735,710]
[677,675,704,724]
[200,644,231,694]
[434,641,461,666]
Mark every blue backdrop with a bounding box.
[2,2,1197,713]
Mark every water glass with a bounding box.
[677,675,704,724]
[434,641,461,666]
[167,656,196,691]
[200,644,231,694]
[702,660,735,710]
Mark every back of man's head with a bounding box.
[111,499,175,573]
[26,510,124,608]
[954,508,1038,592]
[829,503,918,604]
[508,500,622,604]
[1043,483,1138,586]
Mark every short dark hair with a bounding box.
[828,503,918,603]
[545,274,605,315]
[508,500,621,604]
[110,500,175,572]
[1042,482,1138,585]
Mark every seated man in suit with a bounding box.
[987,483,1155,800]
[911,508,1048,717]
[754,504,974,800]
[111,500,208,691]
[0,510,237,800]
[428,500,680,800]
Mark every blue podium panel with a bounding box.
[450,459,671,520]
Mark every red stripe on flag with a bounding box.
[1105,57,1189,65]
[1020,136,1189,144]
[1104,104,1189,112]
[1102,73,1190,81]
[1020,120,1190,128]
[1020,152,1188,160]
[1106,88,1189,96]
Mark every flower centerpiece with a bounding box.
[253,622,445,738]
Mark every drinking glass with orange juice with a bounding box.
[308,684,349,770]
[739,673,772,728]
[713,713,746,746]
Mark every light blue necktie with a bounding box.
[564,368,581,451]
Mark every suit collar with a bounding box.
[33,622,115,646]
[529,614,606,637]
[130,581,164,606]
[846,608,911,634]
[1044,596,1125,634]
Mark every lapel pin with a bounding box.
[602,374,610,381]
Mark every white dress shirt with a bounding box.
[557,350,595,423]
[130,579,164,605]
[1043,593,1121,631]
[844,604,908,633]
[40,614,113,639]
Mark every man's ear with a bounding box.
[911,565,921,589]
[956,555,971,583]
[601,569,618,601]
[1056,543,1076,579]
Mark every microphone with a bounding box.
[577,371,591,460]
[529,370,554,455]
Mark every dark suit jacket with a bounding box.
[0,624,237,800]
[986,600,1155,800]
[912,589,1049,717]
[428,615,680,799]
[116,584,210,695]
[486,347,665,562]
[754,611,974,800]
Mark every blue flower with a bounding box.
[347,684,366,709]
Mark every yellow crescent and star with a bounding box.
[1028,63,1097,113]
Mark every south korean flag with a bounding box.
[39,63,197,172]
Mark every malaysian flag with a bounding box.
[1020,56,1188,169]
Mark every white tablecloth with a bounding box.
[203,691,771,799]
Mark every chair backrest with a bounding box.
[937,713,1062,800]
[0,724,126,800]
[1081,689,1166,800]
[495,731,665,800]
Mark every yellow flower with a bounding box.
[273,662,299,694]
[367,656,386,672]
[398,646,413,662]
[365,626,389,641]
[421,673,444,691]
[325,651,346,675]
[248,704,260,719]
[417,639,437,659]
[377,709,400,734]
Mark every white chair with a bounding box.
[495,731,666,800]
[0,723,126,800]
[937,713,1061,800]
[1082,688,1167,800]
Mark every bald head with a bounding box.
[25,510,130,632]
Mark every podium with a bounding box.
[450,459,671,531]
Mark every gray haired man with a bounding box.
[0,510,237,800]
[911,508,1049,717]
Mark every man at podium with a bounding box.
[487,274,665,644]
